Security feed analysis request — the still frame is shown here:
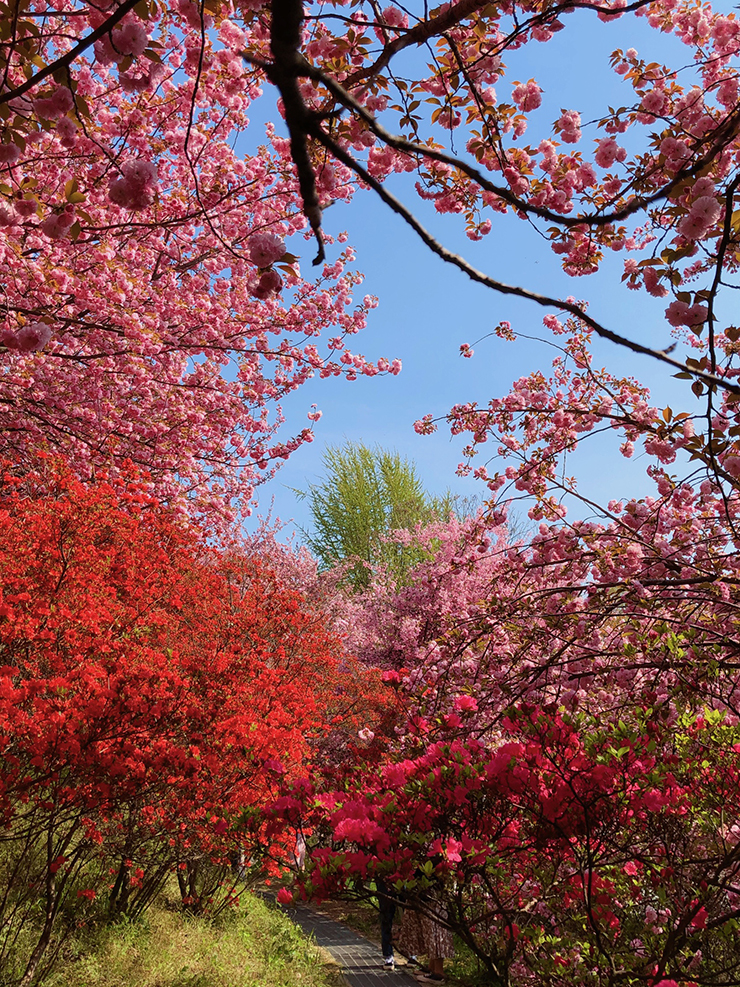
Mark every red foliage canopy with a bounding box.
[0,459,378,980]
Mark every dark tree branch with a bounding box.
[344,0,488,88]
[250,0,740,397]
[343,0,658,89]
[0,0,141,106]
[307,119,740,396]
[302,61,740,232]
[705,175,740,377]
[266,0,325,265]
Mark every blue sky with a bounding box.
[245,7,700,540]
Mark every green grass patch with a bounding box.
[47,893,343,987]
[444,934,497,987]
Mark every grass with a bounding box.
[47,892,344,987]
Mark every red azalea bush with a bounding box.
[0,460,368,984]
[279,698,740,986]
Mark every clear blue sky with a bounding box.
[245,7,698,541]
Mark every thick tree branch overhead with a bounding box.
[267,0,325,264]
[309,122,740,398]
[0,0,141,106]
[260,0,740,398]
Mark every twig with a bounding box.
[307,120,740,396]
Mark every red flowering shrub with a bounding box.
[265,498,740,986]
[0,462,354,983]
[274,697,740,986]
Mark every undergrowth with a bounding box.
[46,892,343,987]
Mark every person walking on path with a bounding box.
[376,877,397,969]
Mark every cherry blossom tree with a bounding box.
[0,0,403,529]
[244,0,740,487]
[4,0,740,523]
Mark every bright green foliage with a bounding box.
[298,443,447,589]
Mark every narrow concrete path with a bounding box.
[287,903,420,987]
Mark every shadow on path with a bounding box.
[287,903,420,987]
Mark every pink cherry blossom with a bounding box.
[677,196,721,239]
[594,137,627,169]
[109,160,158,210]
[251,268,284,299]
[0,204,18,226]
[380,6,408,29]
[556,110,582,143]
[0,144,21,165]
[40,207,76,240]
[512,80,542,112]
[665,300,708,327]
[15,323,52,353]
[111,19,149,58]
[248,232,286,268]
[32,85,74,121]
[56,117,78,147]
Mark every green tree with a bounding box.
[298,443,447,589]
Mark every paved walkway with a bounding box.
[287,903,420,987]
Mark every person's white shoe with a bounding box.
[383,956,395,969]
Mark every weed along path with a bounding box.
[286,904,419,987]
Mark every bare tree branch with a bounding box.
[307,119,740,396]
[303,61,740,232]
[265,0,325,264]
[344,0,658,89]
[0,0,141,106]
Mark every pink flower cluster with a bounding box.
[41,205,76,240]
[333,813,387,844]
[660,136,691,171]
[594,137,627,169]
[677,196,721,240]
[32,86,74,121]
[0,144,21,166]
[453,695,478,713]
[56,117,77,148]
[109,160,158,211]
[248,231,286,268]
[94,17,149,64]
[246,232,288,298]
[381,5,408,29]
[556,110,582,143]
[0,322,52,353]
[665,299,708,327]
[251,269,284,299]
[512,80,542,112]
